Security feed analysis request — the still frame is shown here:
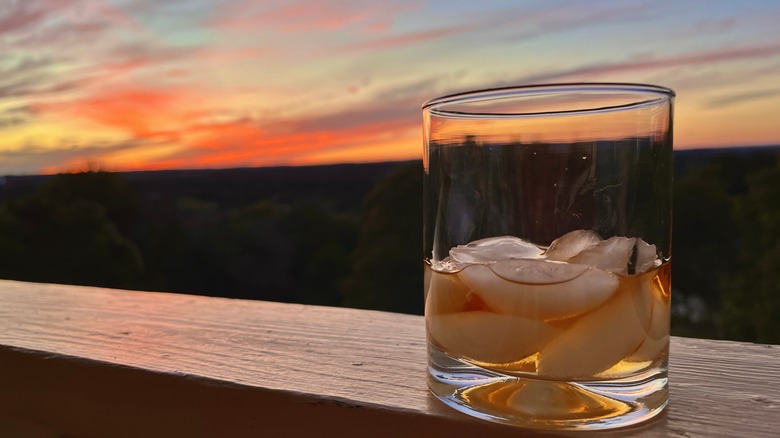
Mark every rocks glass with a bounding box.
[423,83,674,430]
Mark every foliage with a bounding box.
[671,151,780,343]
[718,157,780,343]
[0,151,778,343]
[0,172,143,287]
[341,162,423,314]
[0,168,367,306]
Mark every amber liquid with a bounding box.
[424,233,671,430]
[425,262,671,381]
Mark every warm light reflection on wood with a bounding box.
[1,280,779,436]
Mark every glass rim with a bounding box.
[422,82,675,118]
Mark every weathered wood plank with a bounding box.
[0,280,778,437]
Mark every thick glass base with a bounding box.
[428,344,668,430]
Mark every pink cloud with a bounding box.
[707,88,780,108]
[512,42,780,84]
[225,3,371,31]
[337,24,475,53]
[0,4,46,34]
[210,0,422,33]
[0,0,143,47]
[0,0,173,100]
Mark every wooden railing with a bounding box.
[1,279,778,437]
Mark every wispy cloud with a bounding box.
[506,42,780,84]
[0,55,67,92]
[0,138,161,175]
[0,76,84,100]
[32,70,436,171]
[0,0,52,35]
[0,0,135,49]
[0,105,36,130]
[483,0,656,42]
[2,0,780,173]
[336,24,475,53]
[210,0,422,33]
[707,88,780,108]
[666,17,738,39]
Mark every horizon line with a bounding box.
[2,143,779,178]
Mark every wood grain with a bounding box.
[0,279,778,437]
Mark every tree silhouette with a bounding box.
[0,172,143,287]
[342,162,424,314]
[719,153,780,343]
[0,153,777,342]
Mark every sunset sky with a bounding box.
[2,0,780,175]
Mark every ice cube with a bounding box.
[627,312,669,363]
[567,236,661,275]
[457,261,619,320]
[425,269,473,316]
[567,236,636,274]
[537,274,654,379]
[544,229,602,261]
[430,258,461,273]
[628,275,670,362]
[428,311,559,365]
[492,258,590,284]
[450,236,543,265]
[635,239,661,273]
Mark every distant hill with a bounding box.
[0,160,418,211]
[674,144,780,176]
[2,145,778,216]
[3,145,778,197]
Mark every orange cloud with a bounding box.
[31,76,422,173]
[50,87,195,139]
[177,114,417,169]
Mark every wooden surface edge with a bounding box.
[0,345,572,438]
[2,280,779,437]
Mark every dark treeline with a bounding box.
[672,146,780,343]
[0,162,421,312]
[1,146,778,343]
